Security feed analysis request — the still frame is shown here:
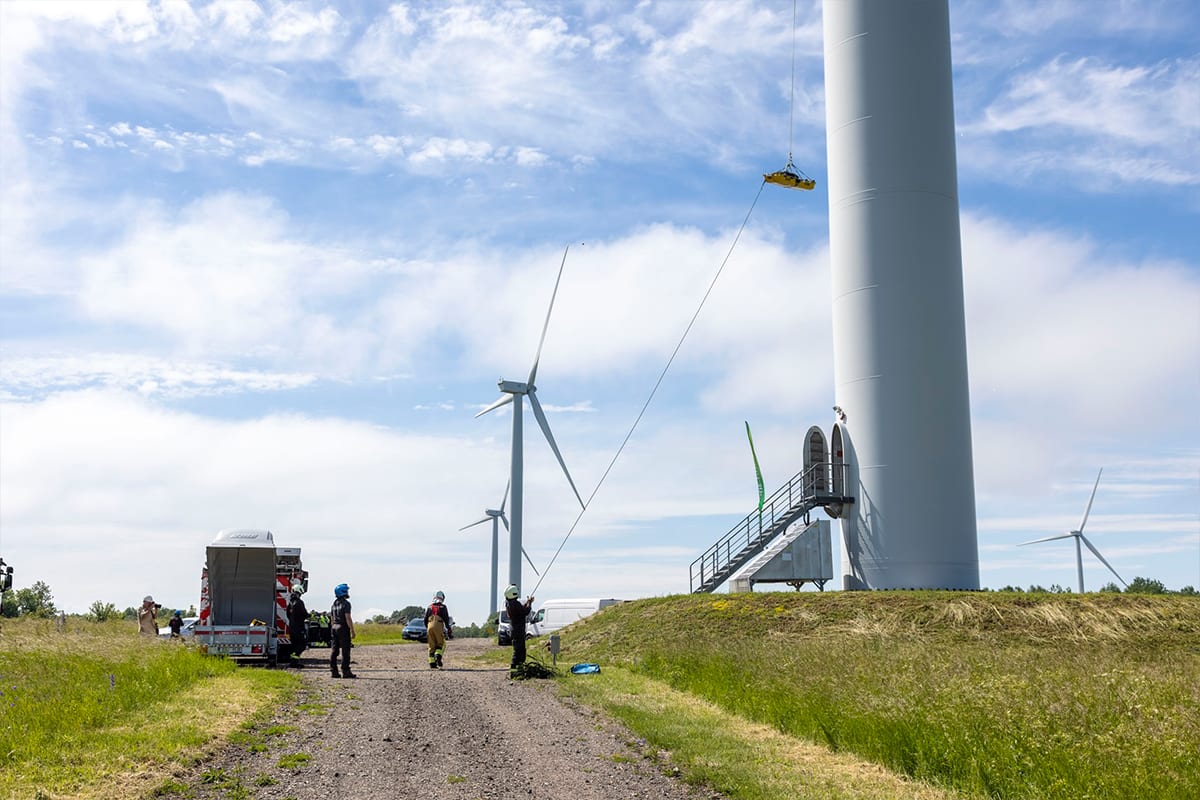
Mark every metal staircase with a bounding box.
[689,462,853,594]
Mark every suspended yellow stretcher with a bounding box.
[764,159,815,191]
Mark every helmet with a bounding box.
[292,585,305,596]
[334,583,349,598]
[434,590,445,602]
[504,584,519,600]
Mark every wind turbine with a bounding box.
[459,481,540,618]
[1018,468,1127,593]
[475,246,585,594]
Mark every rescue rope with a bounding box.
[787,0,797,169]
[532,180,768,595]
[763,0,814,191]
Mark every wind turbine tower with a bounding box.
[823,0,980,589]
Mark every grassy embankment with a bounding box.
[0,618,298,799]
[552,592,1200,800]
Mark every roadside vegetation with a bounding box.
[0,617,297,799]
[556,592,1200,800]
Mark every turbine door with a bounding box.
[804,425,829,496]
[827,424,846,519]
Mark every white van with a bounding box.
[530,598,622,636]
[497,598,623,645]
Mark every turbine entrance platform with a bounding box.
[689,462,853,594]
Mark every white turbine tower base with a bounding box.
[1019,468,1127,593]
[476,246,585,595]
[460,481,540,619]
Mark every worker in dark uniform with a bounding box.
[329,583,356,679]
[424,590,453,669]
[287,585,309,667]
[504,584,534,677]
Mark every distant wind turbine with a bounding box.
[1019,468,1127,593]
[475,246,585,593]
[459,481,540,619]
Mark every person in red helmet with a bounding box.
[424,590,453,669]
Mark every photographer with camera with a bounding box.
[138,595,161,636]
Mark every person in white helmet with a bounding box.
[424,590,453,669]
[504,584,534,676]
[137,595,160,636]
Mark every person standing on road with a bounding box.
[137,596,159,636]
[329,583,357,679]
[287,585,309,667]
[504,584,534,676]
[424,590,453,669]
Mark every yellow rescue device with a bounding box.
[763,163,815,191]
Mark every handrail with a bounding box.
[689,461,849,593]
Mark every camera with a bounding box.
[154,603,162,610]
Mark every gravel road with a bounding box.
[177,638,722,800]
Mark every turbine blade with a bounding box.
[459,517,490,531]
[500,513,509,532]
[475,393,513,418]
[1078,468,1103,532]
[528,245,570,387]
[522,547,541,576]
[1080,534,1127,587]
[501,480,510,514]
[528,391,585,509]
[1018,533,1075,546]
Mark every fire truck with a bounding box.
[194,529,307,665]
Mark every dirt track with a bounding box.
[176,638,722,800]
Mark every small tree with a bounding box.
[88,601,120,622]
[0,591,17,618]
[15,581,57,618]
[1178,586,1197,596]
[1098,582,1123,593]
[1125,576,1167,594]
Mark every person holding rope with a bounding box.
[424,590,453,669]
[504,584,534,677]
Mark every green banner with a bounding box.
[745,421,765,512]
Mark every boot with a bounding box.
[436,653,443,668]
[342,671,357,679]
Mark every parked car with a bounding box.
[159,616,199,639]
[402,617,427,642]
[497,608,537,646]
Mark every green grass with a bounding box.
[352,624,412,645]
[560,592,1200,800]
[0,617,299,799]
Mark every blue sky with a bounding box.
[1,0,1197,626]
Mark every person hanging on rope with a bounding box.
[504,584,535,677]
[424,590,453,669]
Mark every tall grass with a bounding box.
[563,592,1200,800]
[0,618,297,798]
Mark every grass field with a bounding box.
[0,618,298,799]
[555,592,1200,800]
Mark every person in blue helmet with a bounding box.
[329,583,357,678]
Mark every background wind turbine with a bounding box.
[459,481,540,619]
[1018,468,1127,593]
[475,246,585,594]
